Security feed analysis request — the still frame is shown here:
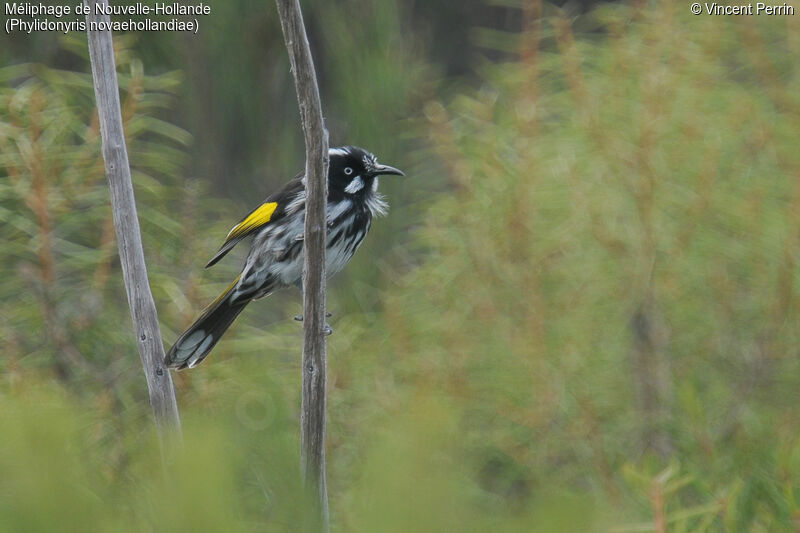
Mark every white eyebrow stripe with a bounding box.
[363,154,378,172]
[329,147,350,157]
[344,176,364,194]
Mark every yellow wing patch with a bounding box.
[226,202,278,241]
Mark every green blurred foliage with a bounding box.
[3,1,800,532]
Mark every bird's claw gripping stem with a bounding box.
[294,313,334,335]
[294,312,332,321]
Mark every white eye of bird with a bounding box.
[344,167,353,175]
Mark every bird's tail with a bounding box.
[165,276,248,370]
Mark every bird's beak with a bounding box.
[373,164,405,177]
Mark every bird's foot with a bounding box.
[293,313,334,335]
[294,312,332,321]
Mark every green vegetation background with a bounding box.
[2,1,800,531]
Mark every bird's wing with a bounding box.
[205,175,305,268]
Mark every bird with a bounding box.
[164,146,404,370]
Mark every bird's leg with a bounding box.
[293,280,304,322]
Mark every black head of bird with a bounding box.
[328,146,404,196]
